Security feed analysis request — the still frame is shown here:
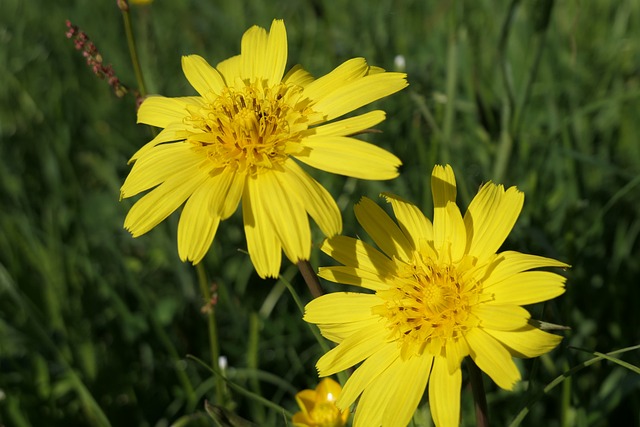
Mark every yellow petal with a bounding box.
[181,55,226,98]
[473,304,531,331]
[317,266,387,291]
[216,55,241,83]
[283,64,315,87]
[220,171,245,219]
[177,182,221,264]
[428,355,461,427]
[320,236,396,278]
[445,337,470,374]
[304,292,379,324]
[297,135,401,180]
[431,164,457,252]
[128,122,190,163]
[464,183,524,262]
[354,197,413,261]
[444,201,467,261]
[316,325,387,376]
[381,354,433,427]
[294,389,316,414]
[201,169,239,219]
[267,170,311,263]
[316,317,382,344]
[337,342,398,409]
[124,169,207,237]
[312,110,386,137]
[465,327,521,390]
[481,250,569,285]
[240,24,268,81]
[281,159,341,238]
[121,143,200,198]
[239,20,287,84]
[484,271,567,305]
[291,413,313,426]
[382,192,434,249]
[243,175,282,278]
[485,325,563,358]
[316,378,343,403]
[303,58,370,103]
[352,356,407,427]
[263,19,288,84]
[311,71,408,121]
[137,96,200,128]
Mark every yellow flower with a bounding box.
[120,19,407,278]
[303,165,568,427]
[293,378,349,427]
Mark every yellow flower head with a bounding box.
[293,378,349,427]
[120,19,407,278]
[303,165,568,427]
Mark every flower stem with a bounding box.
[467,358,489,427]
[297,260,324,298]
[195,262,225,403]
[119,2,147,98]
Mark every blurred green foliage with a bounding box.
[1,0,639,426]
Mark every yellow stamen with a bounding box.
[373,253,482,359]
[180,82,311,176]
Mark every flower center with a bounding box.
[181,82,313,176]
[373,252,482,359]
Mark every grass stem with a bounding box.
[467,358,489,427]
[196,262,226,404]
[120,4,147,97]
[297,260,324,298]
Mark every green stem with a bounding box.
[467,359,489,427]
[441,7,458,165]
[247,312,265,422]
[280,275,348,386]
[297,260,324,298]
[195,262,225,404]
[497,0,520,115]
[120,4,147,97]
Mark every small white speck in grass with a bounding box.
[394,55,406,72]
[218,355,228,370]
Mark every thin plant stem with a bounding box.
[297,260,324,298]
[497,0,520,115]
[195,262,225,404]
[188,355,295,419]
[247,312,265,423]
[466,358,489,427]
[120,2,147,97]
[441,6,458,165]
[280,275,348,386]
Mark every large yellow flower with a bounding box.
[303,165,568,426]
[120,20,407,278]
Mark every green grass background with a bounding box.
[1,0,639,426]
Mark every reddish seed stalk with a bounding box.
[65,19,142,105]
